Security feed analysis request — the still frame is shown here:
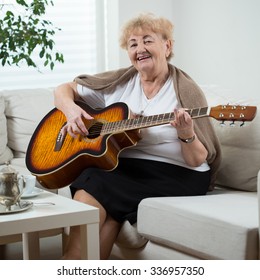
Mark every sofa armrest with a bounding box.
[257,170,260,259]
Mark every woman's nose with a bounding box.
[136,42,146,53]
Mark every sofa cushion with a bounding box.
[0,96,13,164]
[202,86,260,191]
[137,190,258,260]
[2,88,54,156]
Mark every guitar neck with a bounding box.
[101,106,210,134]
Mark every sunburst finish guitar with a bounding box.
[25,101,257,189]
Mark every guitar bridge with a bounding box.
[54,123,67,151]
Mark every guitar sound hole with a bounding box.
[87,122,103,139]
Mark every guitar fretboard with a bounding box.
[101,106,210,134]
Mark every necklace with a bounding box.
[138,73,170,116]
[139,88,160,116]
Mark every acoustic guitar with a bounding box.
[25,101,257,189]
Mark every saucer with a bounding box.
[0,200,33,215]
[21,188,43,198]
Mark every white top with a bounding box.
[77,74,210,172]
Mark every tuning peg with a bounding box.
[230,121,236,127]
[220,121,226,127]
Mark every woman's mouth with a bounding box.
[137,55,151,61]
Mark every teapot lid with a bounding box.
[0,162,18,174]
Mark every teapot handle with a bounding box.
[18,175,26,194]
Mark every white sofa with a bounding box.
[0,87,259,260]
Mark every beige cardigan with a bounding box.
[74,64,221,189]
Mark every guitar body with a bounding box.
[26,102,141,189]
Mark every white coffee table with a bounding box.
[0,190,99,260]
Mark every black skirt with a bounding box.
[70,158,210,224]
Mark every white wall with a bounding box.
[107,0,260,100]
[171,0,260,100]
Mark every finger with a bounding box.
[177,111,185,126]
[171,109,179,127]
[76,119,89,135]
[173,108,179,121]
[60,125,68,138]
[67,122,83,138]
[183,111,193,125]
[82,110,94,120]
[77,112,93,135]
[68,114,89,136]
[67,125,79,138]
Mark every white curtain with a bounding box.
[0,0,103,90]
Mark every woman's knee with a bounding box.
[73,189,107,225]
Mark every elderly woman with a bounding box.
[54,13,221,259]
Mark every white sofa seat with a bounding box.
[138,189,258,260]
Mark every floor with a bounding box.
[0,235,63,260]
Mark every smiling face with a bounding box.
[127,29,171,76]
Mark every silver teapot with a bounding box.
[0,162,26,211]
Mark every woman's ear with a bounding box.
[165,39,172,58]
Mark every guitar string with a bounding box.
[69,105,252,138]
[85,104,258,137]
[85,111,176,137]
[85,89,178,137]
[84,107,210,137]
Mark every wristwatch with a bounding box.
[178,135,196,143]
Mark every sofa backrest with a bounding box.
[0,88,54,161]
[202,86,260,192]
[0,96,14,164]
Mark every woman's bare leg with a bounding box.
[100,215,121,260]
[62,189,107,259]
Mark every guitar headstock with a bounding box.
[209,105,257,123]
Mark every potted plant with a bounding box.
[0,0,64,70]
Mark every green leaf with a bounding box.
[16,0,28,7]
[48,40,53,50]
[0,0,64,71]
[39,48,45,58]
[5,11,14,18]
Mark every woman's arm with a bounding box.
[54,82,93,138]
[54,82,78,110]
[171,108,208,167]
